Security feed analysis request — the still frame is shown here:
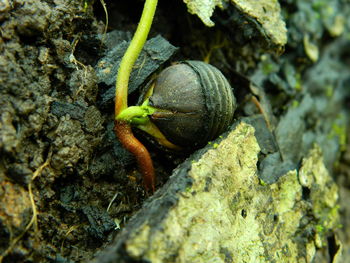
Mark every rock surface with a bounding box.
[183,0,287,49]
[91,122,340,263]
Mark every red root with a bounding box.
[114,120,155,193]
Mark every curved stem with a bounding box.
[114,0,158,192]
[114,121,155,192]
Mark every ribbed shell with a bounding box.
[147,60,236,148]
[184,61,236,143]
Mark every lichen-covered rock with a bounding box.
[183,0,224,27]
[183,0,287,48]
[91,122,340,263]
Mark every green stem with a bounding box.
[114,0,158,193]
[116,104,156,124]
[115,0,158,116]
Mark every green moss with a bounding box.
[329,114,347,151]
[315,224,324,234]
[259,179,267,186]
[82,0,93,11]
[185,186,192,192]
[294,73,302,91]
[315,205,340,241]
[291,100,299,108]
[325,85,334,97]
[262,60,279,75]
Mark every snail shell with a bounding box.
[143,60,237,149]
